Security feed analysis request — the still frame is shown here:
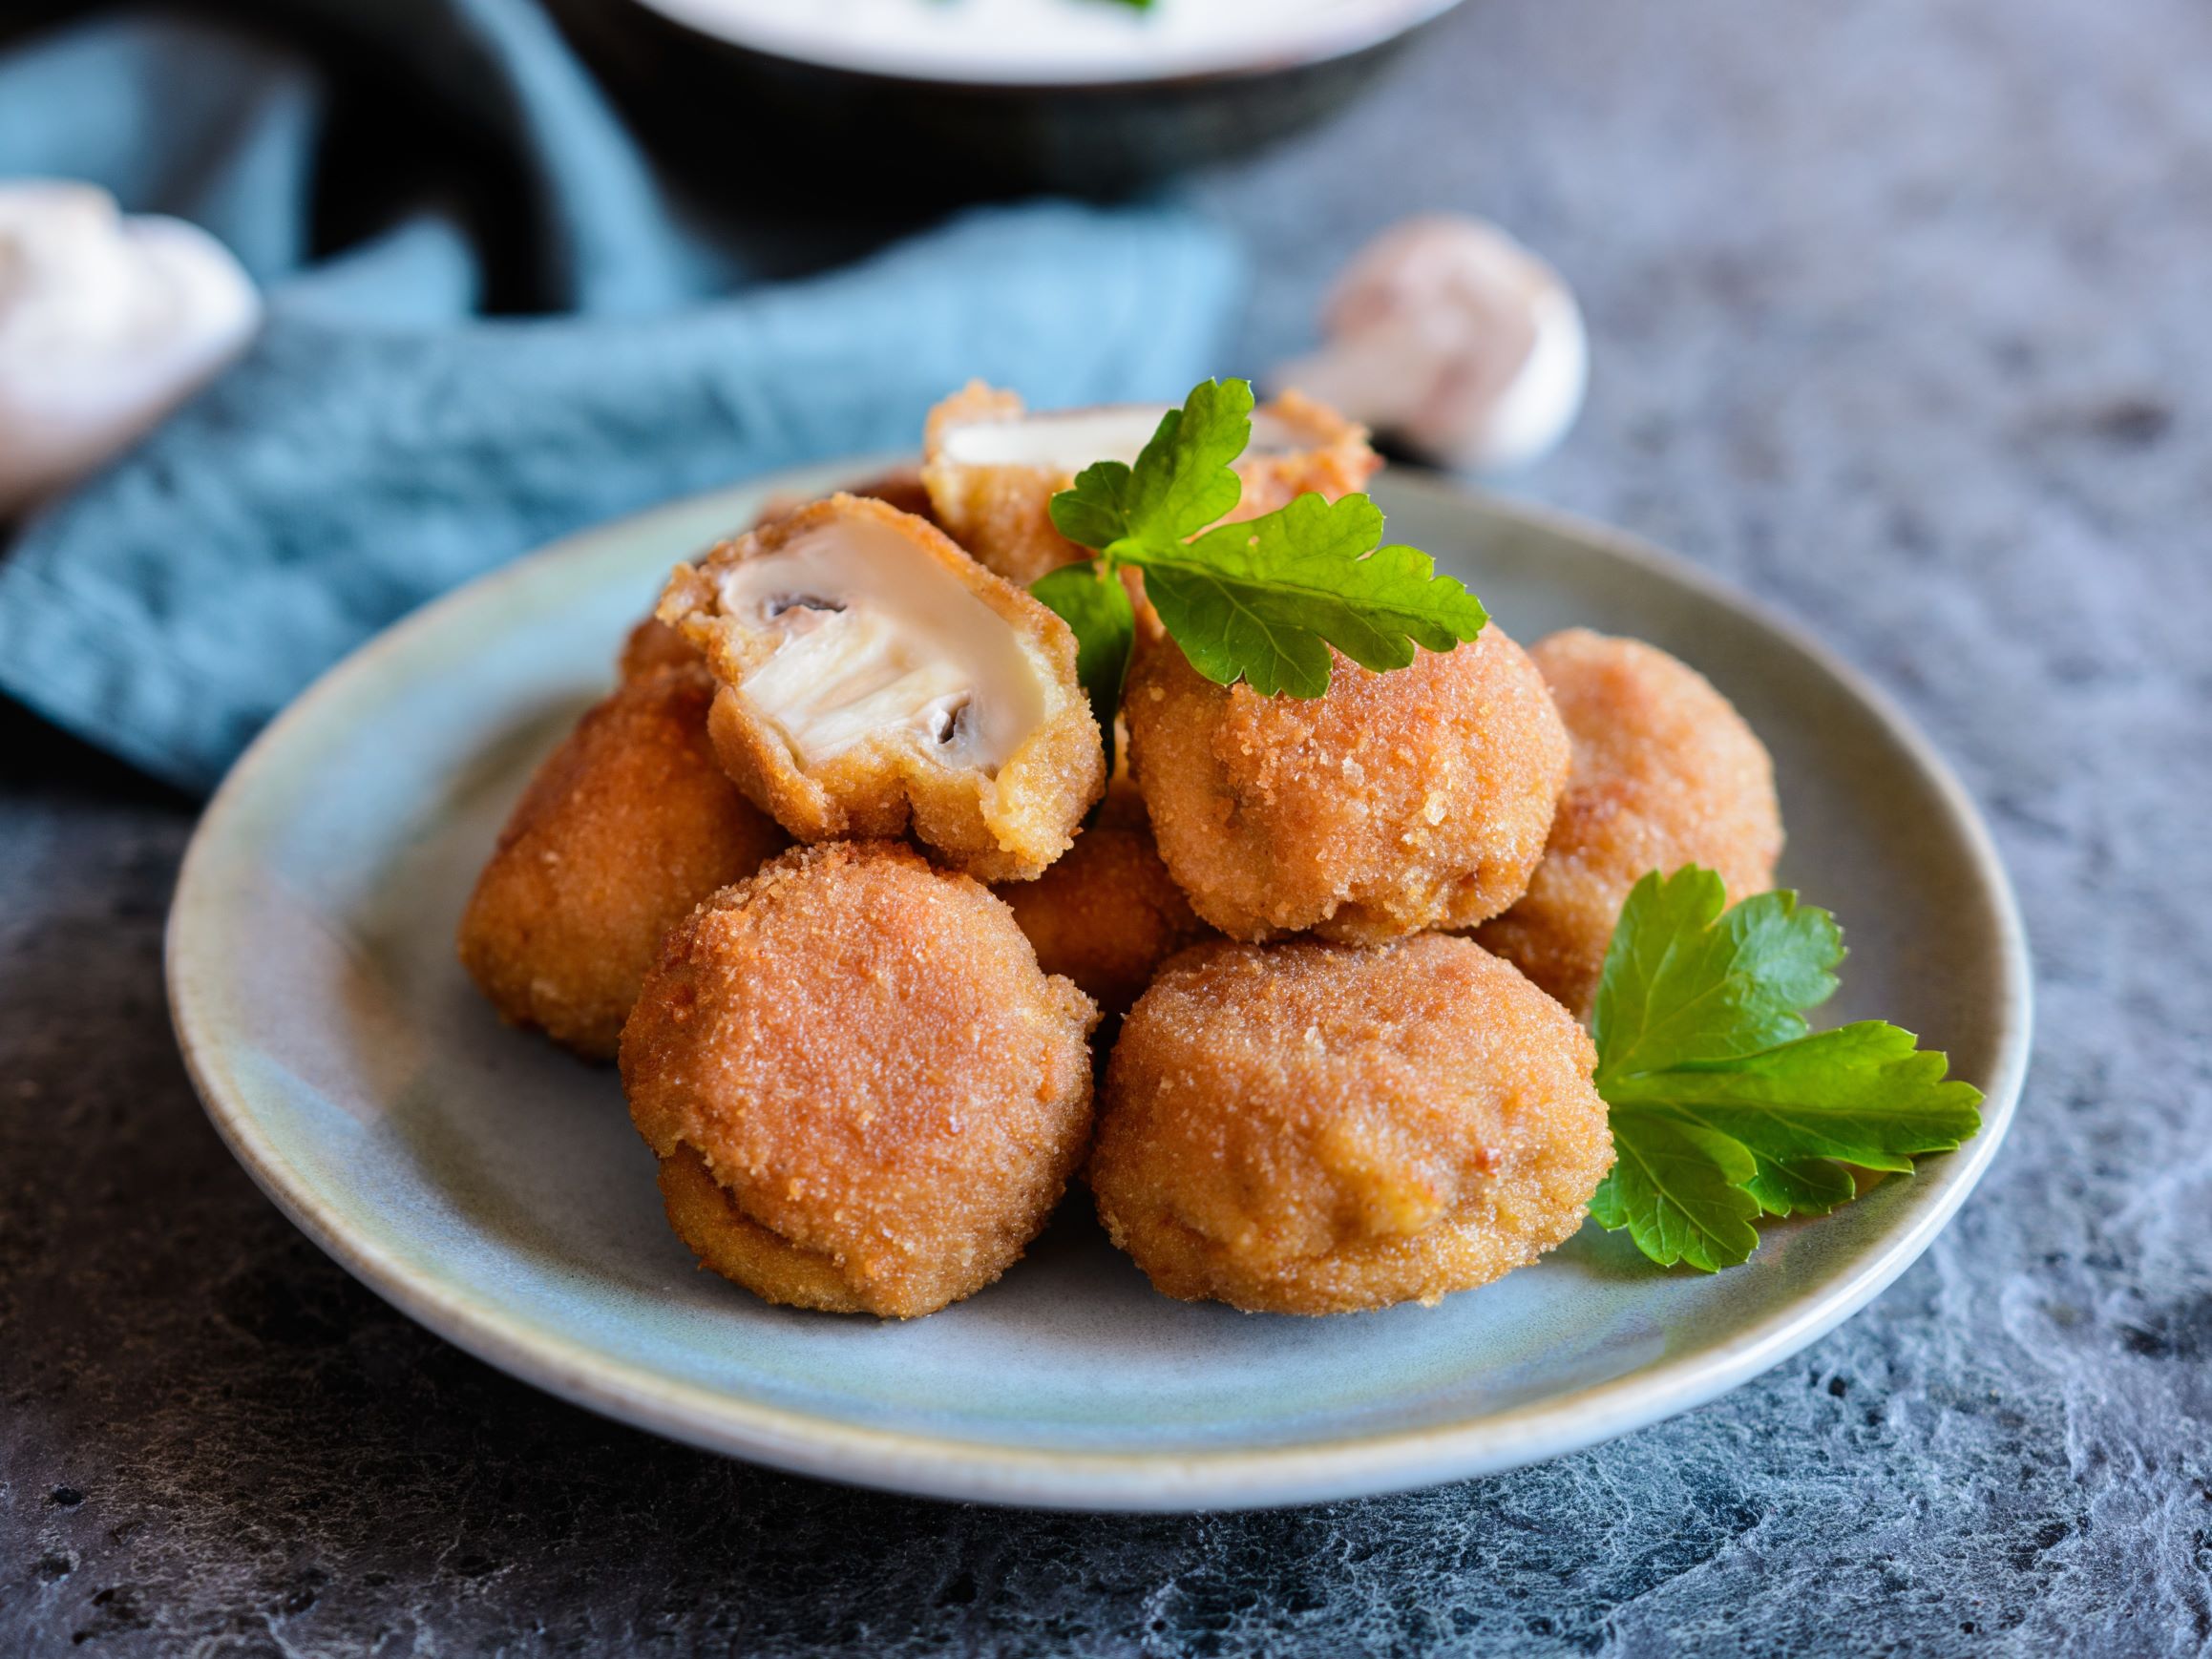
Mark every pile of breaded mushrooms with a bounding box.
[458,384,1782,1320]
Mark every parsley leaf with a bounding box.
[1043,377,1485,705]
[1592,876,1842,1082]
[1590,868,1985,1271]
[1141,495,1487,697]
[1030,562,1135,777]
[1047,376,1250,556]
[1589,1111,1763,1273]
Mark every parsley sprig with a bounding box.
[1029,379,1487,765]
[1589,867,1986,1270]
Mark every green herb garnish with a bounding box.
[1588,867,1986,1270]
[1029,378,1486,715]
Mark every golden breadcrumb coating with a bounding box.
[994,782,1215,1021]
[456,666,790,1059]
[621,842,1100,1318]
[1089,934,1612,1314]
[1231,388,1383,519]
[1125,620,1569,944]
[618,616,698,681]
[656,494,1105,882]
[918,382,1381,587]
[1478,628,1783,1018]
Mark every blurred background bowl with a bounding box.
[549,0,1469,199]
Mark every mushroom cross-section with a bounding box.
[919,382,1380,586]
[656,493,1104,882]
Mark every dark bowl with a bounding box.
[549,0,1466,200]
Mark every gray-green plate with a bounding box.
[167,464,2031,1511]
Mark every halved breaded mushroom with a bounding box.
[919,382,1381,587]
[618,469,941,684]
[1477,629,1783,1018]
[456,664,790,1059]
[1089,934,1613,1315]
[621,842,1100,1318]
[656,494,1106,882]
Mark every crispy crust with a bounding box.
[456,666,790,1059]
[1477,629,1783,1017]
[617,617,698,681]
[656,493,1105,882]
[1125,621,1570,944]
[918,384,1058,582]
[1089,935,1612,1314]
[1232,388,1382,519]
[918,383,1382,587]
[620,842,1100,1318]
[993,782,1216,1021]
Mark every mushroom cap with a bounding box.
[1275,213,1586,475]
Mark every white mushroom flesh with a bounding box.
[713,515,1049,772]
[937,404,1312,472]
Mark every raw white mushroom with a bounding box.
[1274,214,1587,474]
[711,514,1049,771]
[0,181,261,516]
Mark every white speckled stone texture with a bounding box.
[4,0,2208,1652]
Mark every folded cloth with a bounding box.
[0,4,1245,792]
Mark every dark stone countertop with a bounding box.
[5,0,2210,1652]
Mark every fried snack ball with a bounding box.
[919,382,1380,587]
[457,666,789,1059]
[1089,934,1612,1314]
[1478,628,1783,1018]
[1125,620,1569,944]
[993,782,1214,1021]
[621,841,1100,1318]
[657,494,1106,882]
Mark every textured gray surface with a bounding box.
[4,0,2210,1652]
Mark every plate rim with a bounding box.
[166,463,2033,1512]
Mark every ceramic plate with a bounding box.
[167,464,2031,1512]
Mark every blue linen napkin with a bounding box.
[0,4,1245,791]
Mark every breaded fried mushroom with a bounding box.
[657,494,1105,882]
[1125,620,1569,944]
[618,616,697,681]
[1478,628,1783,1018]
[621,842,1100,1318]
[994,782,1214,1021]
[457,665,789,1059]
[1089,935,1612,1314]
[919,382,1380,587]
